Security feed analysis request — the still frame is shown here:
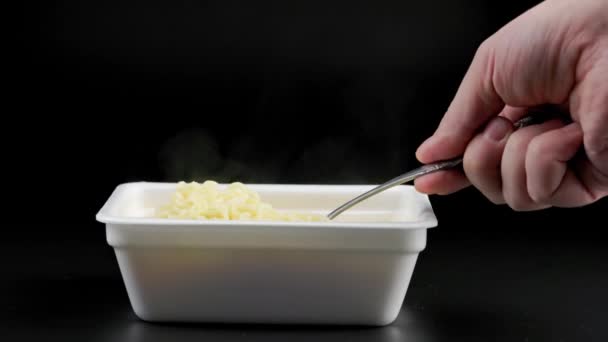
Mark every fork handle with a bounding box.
[326,158,463,219]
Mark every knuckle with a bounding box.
[507,201,523,212]
[528,187,550,204]
[476,37,494,57]
[527,137,548,160]
[487,195,506,205]
[525,151,551,204]
[507,129,529,150]
[462,139,490,178]
[509,202,532,212]
[463,139,504,201]
[584,128,608,156]
[505,192,534,212]
[463,135,503,174]
[473,37,499,103]
[583,108,608,156]
[463,149,484,176]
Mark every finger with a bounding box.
[463,116,514,204]
[501,119,564,211]
[569,56,608,196]
[551,164,605,206]
[526,122,596,206]
[583,109,608,171]
[414,170,470,195]
[499,106,528,122]
[416,40,504,164]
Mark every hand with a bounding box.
[414,0,608,211]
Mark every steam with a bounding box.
[158,127,222,182]
[157,72,416,185]
[158,128,283,183]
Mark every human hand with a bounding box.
[414,0,608,210]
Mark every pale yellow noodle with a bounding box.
[156,180,327,222]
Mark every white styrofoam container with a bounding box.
[96,182,437,326]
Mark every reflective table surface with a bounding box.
[4,223,607,342]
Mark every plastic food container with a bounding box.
[96,182,437,326]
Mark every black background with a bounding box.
[12,0,606,239]
[6,0,607,341]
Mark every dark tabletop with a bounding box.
[4,215,608,342]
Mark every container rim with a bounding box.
[95,182,438,230]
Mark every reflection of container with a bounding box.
[96,182,437,326]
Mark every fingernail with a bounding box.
[484,117,512,142]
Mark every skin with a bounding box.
[414,0,608,211]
